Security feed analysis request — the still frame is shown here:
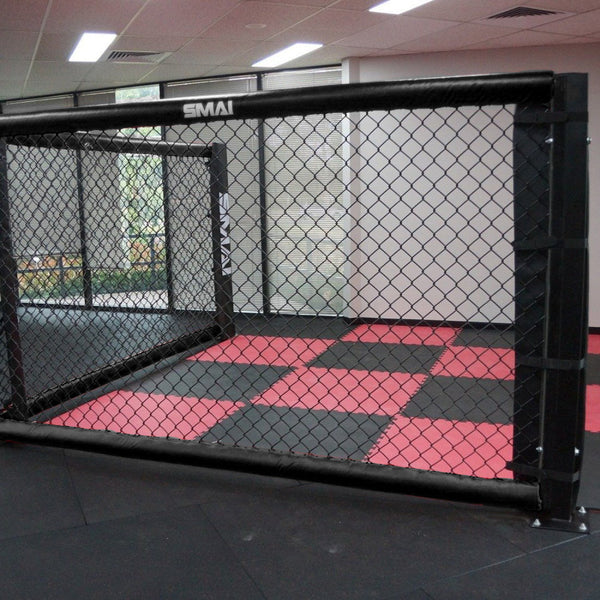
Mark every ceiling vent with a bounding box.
[478,6,572,28]
[105,51,170,64]
[487,6,561,19]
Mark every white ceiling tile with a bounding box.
[226,41,290,67]
[463,28,578,51]
[27,60,91,82]
[0,0,49,30]
[532,9,600,36]
[0,60,31,81]
[0,30,39,60]
[125,0,240,37]
[330,0,383,10]
[23,80,80,96]
[83,62,158,82]
[165,39,259,65]
[272,8,386,43]
[0,86,24,101]
[76,80,135,92]
[256,0,334,6]
[526,0,600,11]
[44,0,147,34]
[35,32,82,61]
[333,15,456,48]
[394,22,514,52]
[199,2,320,41]
[138,63,218,83]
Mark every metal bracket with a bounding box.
[514,110,588,124]
[512,236,588,251]
[506,461,580,483]
[515,356,585,371]
[531,506,591,534]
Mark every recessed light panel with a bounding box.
[69,32,117,62]
[252,43,322,69]
[369,0,434,15]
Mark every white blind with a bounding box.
[263,67,345,316]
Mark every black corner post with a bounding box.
[208,143,235,339]
[535,73,589,531]
[0,138,28,418]
[510,73,589,531]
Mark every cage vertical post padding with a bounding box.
[511,104,552,479]
[160,144,176,311]
[538,73,589,525]
[74,143,94,307]
[208,142,235,338]
[0,138,27,416]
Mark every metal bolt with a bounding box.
[578,506,587,515]
[532,518,541,528]
[545,137,554,144]
[587,137,592,145]
[579,523,588,533]
[575,447,580,456]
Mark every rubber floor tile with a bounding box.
[0,504,266,600]
[252,366,426,416]
[127,359,291,402]
[0,444,85,540]
[308,341,443,373]
[430,346,514,380]
[580,432,600,509]
[587,354,600,384]
[187,335,335,367]
[341,323,459,346]
[403,376,513,424]
[366,415,513,479]
[63,449,299,524]
[48,391,244,439]
[200,482,524,600]
[200,404,391,460]
[451,327,514,349]
[586,385,600,433]
[235,314,354,339]
[423,526,600,600]
[588,334,600,354]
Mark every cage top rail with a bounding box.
[6,132,212,157]
[0,71,554,136]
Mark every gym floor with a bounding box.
[0,317,599,599]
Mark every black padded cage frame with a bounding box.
[0,72,589,526]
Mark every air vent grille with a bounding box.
[105,51,169,64]
[488,6,561,19]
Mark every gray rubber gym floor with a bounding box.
[0,435,598,600]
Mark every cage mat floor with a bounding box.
[47,317,600,483]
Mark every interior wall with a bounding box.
[343,42,600,327]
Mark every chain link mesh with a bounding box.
[0,100,549,482]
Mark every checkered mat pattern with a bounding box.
[47,323,600,481]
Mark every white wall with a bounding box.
[343,42,600,327]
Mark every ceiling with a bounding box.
[1,0,600,101]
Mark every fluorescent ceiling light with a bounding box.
[369,0,434,15]
[252,43,322,68]
[69,32,117,62]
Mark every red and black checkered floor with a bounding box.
[48,316,600,482]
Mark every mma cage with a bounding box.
[0,71,589,529]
